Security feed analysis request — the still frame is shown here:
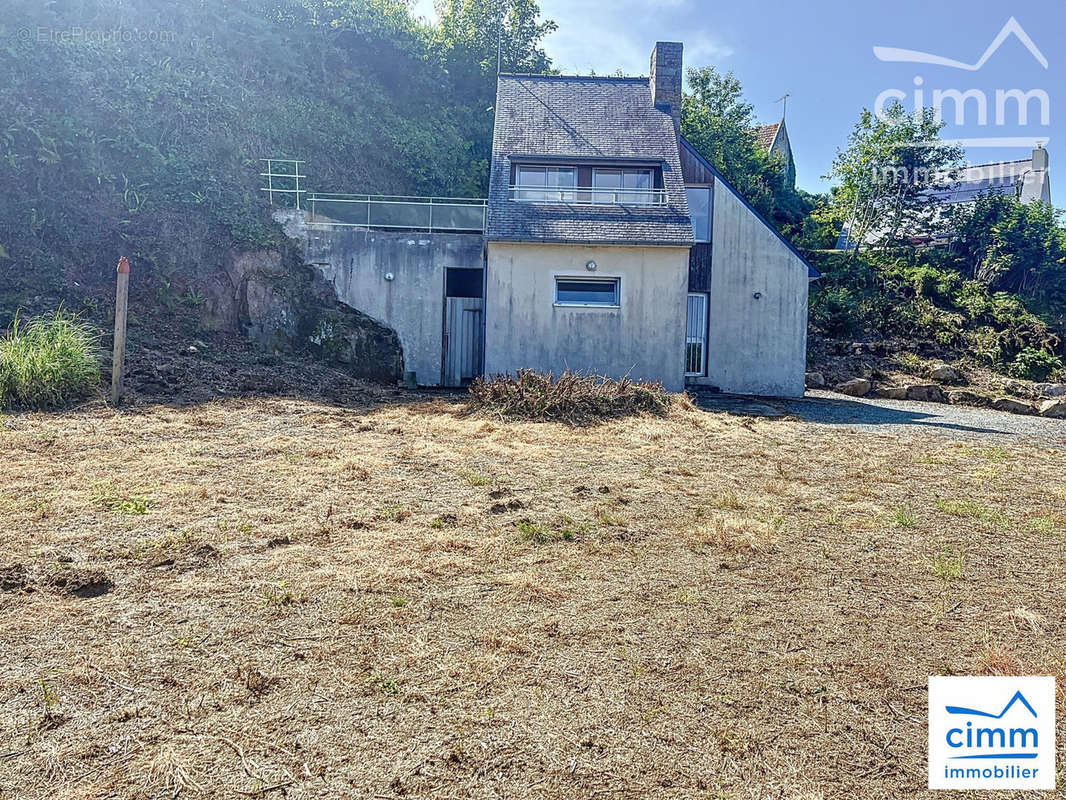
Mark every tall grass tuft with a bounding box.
[466,369,672,425]
[0,311,102,410]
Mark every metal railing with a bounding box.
[260,159,306,209]
[307,193,487,232]
[508,185,668,205]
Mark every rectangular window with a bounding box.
[685,293,708,376]
[592,168,655,204]
[515,165,576,202]
[555,277,620,307]
[686,186,712,242]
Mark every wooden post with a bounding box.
[110,257,131,406]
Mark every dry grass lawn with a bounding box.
[0,392,1064,799]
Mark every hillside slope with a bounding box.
[0,0,508,370]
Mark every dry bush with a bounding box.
[466,369,671,425]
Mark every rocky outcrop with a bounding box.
[805,372,826,389]
[928,363,959,383]
[198,245,402,382]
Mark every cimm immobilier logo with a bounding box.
[929,676,1056,790]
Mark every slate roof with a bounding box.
[487,74,693,246]
[754,122,781,151]
[926,160,1047,205]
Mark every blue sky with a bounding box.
[412,0,1061,206]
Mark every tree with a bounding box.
[827,103,963,254]
[681,66,808,234]
[430,0,556,191]
[949,194,1066,301]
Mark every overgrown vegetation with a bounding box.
[467,370,672,424]
[805,100,1066,382]
[0,312,101,410]
[0,0,555,323]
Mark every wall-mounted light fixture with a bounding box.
[585,260,597,272]
[753,292,762,300]
[384,272,395,281]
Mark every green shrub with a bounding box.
[0,312,101,410]
[810,286,862,338]
[467,370,671,425]
[1009,348,1064,382]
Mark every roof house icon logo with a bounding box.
[929,677,1055,790]
[874,17,1049,71]
[870,18,1051,148]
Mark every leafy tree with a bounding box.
[431,0,556,191]
[949,194,1066,301]
[681,66,808,235]
[827,103,962,253]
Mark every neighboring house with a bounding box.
[836,146,1052,249]
[754,118,796,188]
[927,146,1051,207]
[281,41,817,397]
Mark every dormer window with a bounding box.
[592,168,655,205]
[510,163,666,205]
[515,165,577,202]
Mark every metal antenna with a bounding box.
[775,92,791,120]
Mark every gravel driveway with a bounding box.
[695,389,1066,448]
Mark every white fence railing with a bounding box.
[508,185,668,205]
[260,159,306,209]
[307,193,487,232]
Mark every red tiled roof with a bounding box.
[754,122,780,150]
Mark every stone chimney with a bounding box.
[1033,144,1049,171]
[650,42,683,130]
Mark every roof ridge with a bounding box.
[498,72,649,82]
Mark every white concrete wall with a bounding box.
[696,182,809,397]
[294,223,484,386]
[485,242,689,392]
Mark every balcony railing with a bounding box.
[508,185,668,205]
[306,193,487,232]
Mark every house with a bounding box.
[754,117,796,188]
[280,42,817,397]
[836,146,1051,249]
[927,146,1051,207]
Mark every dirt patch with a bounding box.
[42,568,113,598]
[0,564,29,593]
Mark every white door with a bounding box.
[685,293,708,377]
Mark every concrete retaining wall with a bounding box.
[279,211,484,386]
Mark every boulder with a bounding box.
[992,397,1035,415]
[1038,399,1066,418]
[928,363,959,383]
[835,378,872,397]
[876,386,909,400]
[1033,383,1066,398]
[805,372,826,389]
[947,390,991,407]
[905,384,947,403]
